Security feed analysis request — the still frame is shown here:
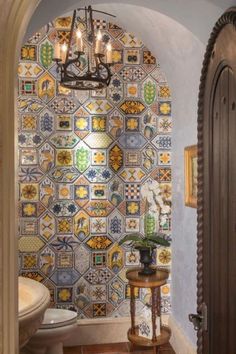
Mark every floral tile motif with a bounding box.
[91,217,107,234]
[50,133,79,148]
[85,200,114,217]
[86,236,112,250]
[18,15,172,317]
[119,100,145,115]
[109,144,123,172]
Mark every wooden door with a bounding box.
[197,9,236,354]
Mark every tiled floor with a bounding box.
[64,342,175,354]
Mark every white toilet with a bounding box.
[24,308,77,354]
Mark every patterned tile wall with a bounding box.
[18,15,172,318]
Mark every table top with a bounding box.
[126,267,169,288]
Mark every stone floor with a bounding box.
[64,342,175,354]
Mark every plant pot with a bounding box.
[136,246,156,275]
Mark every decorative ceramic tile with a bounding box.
[38,72,55,103]
[119,33,143,47]
[108,177,124,207]
[126,201,140,216]
[142,144,157,172]
[49,167,79,183]
[22,253,38,269]
[50,200,79,217]
[159,85,171,99]
[119,66,146,82]
[18,98,44,113]
[51,269,80,285]
[84,167,113,183]
[39,40,54,69]
[39,109,54,136]
[156,248,171,266]
[19,79,37,96]
[74,183,90,207]
[108,244,124,274]
[50,97,77,114]
[152,135,171,150]
[108,277,124,307]
[118,133,146,149]
[57,184,73,200]
[107,74,123,104]
[38,143,54,172]
[91,150,107,166]
[125,117,139,132]
[74,210,90,240]
[125,250,140,266]
[125,82,139,98]
[84,133,112,149]
[152,167,172,182]
[143,50,156,65]
[108,210,124,240]
[119,100,145,115]
[20,114,37,131]
[39,212,56,240]
[85,100,112,115]
[50,235,79,252]
[20,183,39,201]
[108,109,124,139]
[86,236,112,250]
[50,133,79,148]
[57,217,73,234]
[91,285,107,302]
[109,144,123,172]
[39,246,55,276]
[20,218,38,235]
[57,252,73,268]
[57,287,73,303]
[18,132,44,148]
[91,217,107,234]
[56,115,72,131]
[85,200,114,217]
[119,168,146,183]
[76,142,90,173]
[124,49,140,65]
[56,149,73,166]
[125,285,140,299]
[21,45,37,61]
[19,236,45,252]
[39,177,55,207]
[125,184,140,200]
[91,116,106,132]
[158,151,171,165]
[90,184,107,200]
[124,151,141,166]
[92,252,107,268]
[84,268,113,284]
[125,217,140,233]
[142,78,156,105]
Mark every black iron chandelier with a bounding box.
[53,6,115,90]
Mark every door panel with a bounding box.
[197,9,236,354]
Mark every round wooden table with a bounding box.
[126,268,171,354]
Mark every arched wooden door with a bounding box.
[196,8,236,354]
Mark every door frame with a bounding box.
[197,7,236,354]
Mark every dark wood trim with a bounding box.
[197,8,236,354]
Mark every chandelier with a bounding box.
[53,6,115,90]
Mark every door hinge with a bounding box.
[189,302,208,331]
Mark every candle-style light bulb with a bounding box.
[76,29,83,52]
[61,42,68,63]
[106,42,112,63]
[95,30,102,54]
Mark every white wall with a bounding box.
[25,0,233,348]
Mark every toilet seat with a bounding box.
[40,308,77,329]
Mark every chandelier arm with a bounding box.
[76,7,116,18]
[65,10,77,63]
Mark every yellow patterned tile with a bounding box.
[19,236,45,252]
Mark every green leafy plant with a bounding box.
[118,232,170,249]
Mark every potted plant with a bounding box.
[119,179,171,275]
